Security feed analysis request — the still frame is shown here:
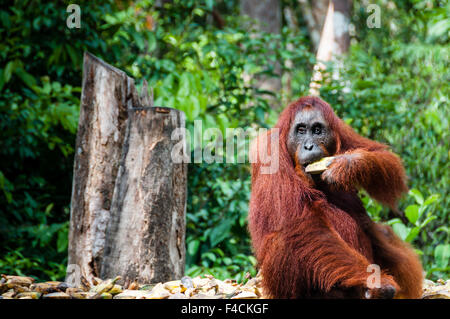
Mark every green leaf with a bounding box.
[423,194,439,206]
[409,189,424,205]
[427,19,450,40]
[405,226,420,243]
[65,45,79,67]
[3,60,15,83]
[16,70,36,88]
[405,204,419,224]
[147,31,156,52]
[386,218,402,226]
[420,215,437,228]
[434,244,450,269]
[188,239,200,256]
[202,252,216,263]
[45,203,54,215]
[131,30,145,51]
[178,72,194,96]
[209,219,232,247]
[392,223,409,241]
[57,228,68,253]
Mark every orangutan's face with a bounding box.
[287,108,336,168]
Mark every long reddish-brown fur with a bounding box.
[248,96,423,299]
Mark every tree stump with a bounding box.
[67,52,186,286]
[101,107,187,286]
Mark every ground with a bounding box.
[1,274,449,299]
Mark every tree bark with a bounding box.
[67,52,186,286]
[240,0,281,34]
[307,0,352,95]
[332,0,352,55]
[299,0,351,54]
[240,0,282,103]
[101,106,186,286]
[67,52,131,283]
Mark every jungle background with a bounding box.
[0,0,448,283]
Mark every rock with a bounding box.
[43,292,71,299]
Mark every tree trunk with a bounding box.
[67,52,131,283]
[240,0,281,34]
[100,106,186,286]
[332,0,352,55]
[67,52,186,286]
[299,0,351,54]
[298,0,328,52]
[240,0,282,103]
[307,0,352,95]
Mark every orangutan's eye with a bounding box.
[312,124,322,135]
[297,124,307,134]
